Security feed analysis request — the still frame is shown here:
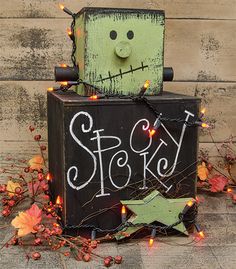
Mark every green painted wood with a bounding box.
[115,190,191,240]
[74,8,165,95]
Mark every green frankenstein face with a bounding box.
[75,8,165,96]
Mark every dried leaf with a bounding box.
[28,155,44,171]
[6,180,21,197]
[11,204,42,237]
[197,162,209,181]
[28,181,40,195]
[208,175,228,192]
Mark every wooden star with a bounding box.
[115,190,192,240]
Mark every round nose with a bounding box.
[115,41,132,59]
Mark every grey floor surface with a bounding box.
[0,192,235,269]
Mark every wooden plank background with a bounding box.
[0,0,236,167]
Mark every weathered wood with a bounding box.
[1,81,235,142]
[0,19,71,81]
[1,0,236,19]
[0,81,50,141]
[165,20,236,82]
[1,19,235,82]
[164,82,236,142]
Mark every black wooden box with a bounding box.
[47,91,200,231]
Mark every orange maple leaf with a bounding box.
[197,162,209,181]
[11,204,42,237]
[28,155,44,171]
[6,180,21,197]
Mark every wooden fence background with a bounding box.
[0,0,236,171]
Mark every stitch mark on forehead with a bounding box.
[97,62,148,82]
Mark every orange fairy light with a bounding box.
[60,81,68,86]
[47,87,54,92]
[121,205,127,223]
[60,63,67,68]
[148,129,156,138]
[67,28,72,36]
[195,223,205,239]
[149,238,154,247]
[201,122,209,128]
[143,80,150,89]
[227,187,233,193]
[59,4,64,10]
[187,200,194,207]
[121,205,126,214]
[89,95,98,100]
[56,195,63,205]
[201,108,206,114]
[198,230,205,239]
[46,172,53,181]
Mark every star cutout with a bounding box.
[115,190,192,240]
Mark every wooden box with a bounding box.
[47,91,200,231]
[74,7,165,95]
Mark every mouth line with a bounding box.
[96,62,148,83]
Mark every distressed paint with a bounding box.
[75,8,165,95]
[115,190,191,240]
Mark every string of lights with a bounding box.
[58,198,201,242]
[50,5,206,245]
[50,5,209,131]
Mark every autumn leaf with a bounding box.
[11,204,42,237]
[197,162,209,181]
[28,180,48,196]
[6,180,21,197]
[208,175,228,192]
[28,155,44,171]
[28,181,40,196]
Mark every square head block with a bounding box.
[75,7,165,96]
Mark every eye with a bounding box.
[110,30,117,40]
[127,30,134,40]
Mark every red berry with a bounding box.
[37,173,44,181]
[2,208,10,217]
[53,227,63,235]
[0,184,6,193]
[29,126,35,132]
[8,200,15,207]
[83,253,91,262]
[104,258,111,267]
[33,224,45,233]
[75,251,83,261]
[63,251,70,257]
[15,187,22,195]
[34,238,42,246]
[2,198,8,205]
[24,167,30,173]
[90,240,98,249]
[115,255,123,264]
[10,237,18,245]
[40,145,46,151]
[31,252,41,260]
[34,135,41,141]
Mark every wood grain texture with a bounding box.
[0,19,71,81]
[164,82,236,142]
[1,81,235,142]
[165,20,236,82]
[0,0,236,19]
[0,81,50,141]
[1,19,235,82]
